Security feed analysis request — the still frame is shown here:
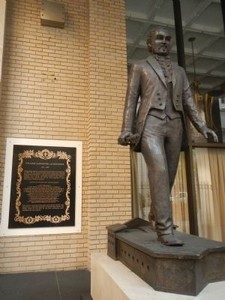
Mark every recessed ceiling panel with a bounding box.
[153,1,174,25]
[125,0,225,93]
[210,62,225,77]
[203,38,225,59]
[186,57,220,74]
[190,3,224,33]
[126,19,145,43]
[180,0,202,25]
[183,31,216,54]
[126,0,155,20]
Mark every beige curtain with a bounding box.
[193,148,225,241]
[171,152,189,233]
[131,147,225,241]
[131,151,150,220]
[131,151,189,233]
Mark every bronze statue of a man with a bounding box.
[118,28,218,246]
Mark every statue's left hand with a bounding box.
[200,125,218,142]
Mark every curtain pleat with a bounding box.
[131,151,189,233]
[193,148,224,241]
[131,148,225,241]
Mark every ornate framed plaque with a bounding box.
[0,138,82,236]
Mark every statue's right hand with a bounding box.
[118,132,133,146]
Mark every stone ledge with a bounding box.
[107,218,225,295]
[91,253,225,300]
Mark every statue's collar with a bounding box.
[146,55,176,87]
[154,54,171,62]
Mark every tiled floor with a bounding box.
[0,269,92,300]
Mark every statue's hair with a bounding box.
[146,27,170,52]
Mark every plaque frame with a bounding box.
[0,138,82,236]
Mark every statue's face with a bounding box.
[148,29,171,56]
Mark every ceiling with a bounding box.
[125,0,225,95]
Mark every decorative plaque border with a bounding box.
[0,138,82,236]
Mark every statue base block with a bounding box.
[107,218,225,296]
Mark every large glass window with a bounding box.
[125,0,225,240]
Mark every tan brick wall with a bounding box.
[0,0,131,273]
[0,0,6,81]
[88,0,131,255]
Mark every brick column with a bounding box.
[88,0,132,253]
[0,0,6,84]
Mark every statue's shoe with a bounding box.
[158,234,184,246]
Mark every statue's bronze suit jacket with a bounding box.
[122,55,205,150]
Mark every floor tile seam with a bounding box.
[55,271,63,300]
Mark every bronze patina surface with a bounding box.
[118,28,218,245]
[107,218,225,296]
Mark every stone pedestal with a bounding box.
[91,253,225,300]
[107,218,225,296]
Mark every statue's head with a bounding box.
[146,28,171,56]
